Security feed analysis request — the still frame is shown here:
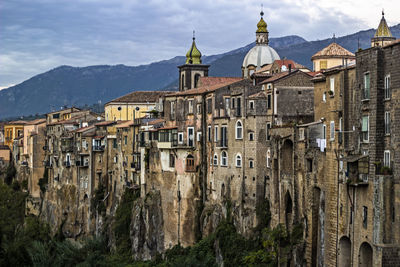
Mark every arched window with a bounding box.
[221,151,227,166]
[235,153,242,167]
[213,154,218,165]
[181,74,185,89]
[194,74,201,88]
[236,120,243,139]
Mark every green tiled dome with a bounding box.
[186,38,202,64]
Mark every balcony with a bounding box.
[93,145,105,152]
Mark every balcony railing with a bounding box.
[93,145,105,152]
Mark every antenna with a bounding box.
[193,30,195,40]
[260,4,264,17]
[333,33,336,43]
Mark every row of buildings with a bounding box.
[2,11,400,266]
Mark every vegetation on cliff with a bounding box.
[0,181,303,266]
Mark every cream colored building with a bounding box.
[311,42,355,71]
[104,91,171,121]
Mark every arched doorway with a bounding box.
[359,242,373,267]
[285,191,293,229]
[338,236,351,267]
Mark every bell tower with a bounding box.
[178,32,209,91]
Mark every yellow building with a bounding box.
[4,120,27,150]
[311,42,355,71]
[46,107,81,124]
[104,91,171,121]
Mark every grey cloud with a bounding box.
[0,0,370,87]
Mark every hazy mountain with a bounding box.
[1,25,399,120]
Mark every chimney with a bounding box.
[289,64,292,73]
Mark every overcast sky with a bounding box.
[0,0,399,88]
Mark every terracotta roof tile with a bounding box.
[75,125,95,133]
[168,78,243,97]
[248,91,267,99]
[106,91,174,104]
[197,77,242,87]
[25,118,46,125]
[311,43,355,60]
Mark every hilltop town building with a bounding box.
[7,10,400,267]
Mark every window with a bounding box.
[362,116,369,142]
[299,128,305,140]
[384,74,391,99]
[249,159,254,168]
[235,154,242,167]
[194,74,200,88]
[363,73,370,100]
[187,127,194,147]
[220,126,227,147]
[170,101,176,118]
[323,124,326,140]
[181,74,185,89]
[330,121,335,141]
[385,112,390,135]
[249,100,254,110]
[124,136,127,145]
[323,92,326,102]
[236,97,241,116]
[232,98,235,109]
[207,98,212,113]
[225,98,230,111]
[188,99,194,114]
[221,151,227,166]
[197,132,201,142]
[362,206,368,228]
[249,132,254,141]
[267,94,271,109]
[185,155,195,172]
[215,126,219,142]
[178,132,183,144]
[197,104,201,114]
[330,77,335,95]
[266,122,271,141]
[266,150,270,168]
[213,154,218,165]
[307,159,313,172]
[236,120,243,139]
[384,150,390,167]
[208,126,212,142]
[320,60,327,70]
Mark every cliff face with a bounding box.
[130,190,164,260]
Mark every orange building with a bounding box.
[4,120,27,150]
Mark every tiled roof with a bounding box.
[248,91,268,99]
[168,78,243,97]
[95,121,116,126]
[311,43,355,60]
[75,125,95,133]
[255,64,273,73]
[197,77,242,87]
[260,72,290,84]
[147,119,165,125]
[7,120,28,125]
[26,118,46,125]
[106,91,174,104]
[116,121,135,128]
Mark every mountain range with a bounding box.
[0,24,399,120]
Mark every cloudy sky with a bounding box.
[0,0,399,88]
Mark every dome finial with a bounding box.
[260,4,264,17]
[185,32,202,64]
[382,9,384,17]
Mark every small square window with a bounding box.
[249,132,254,141]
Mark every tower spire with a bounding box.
[256,7,269,45]
[371,10,395,47]
[185,31,202,64]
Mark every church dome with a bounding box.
[242,11,280,78]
